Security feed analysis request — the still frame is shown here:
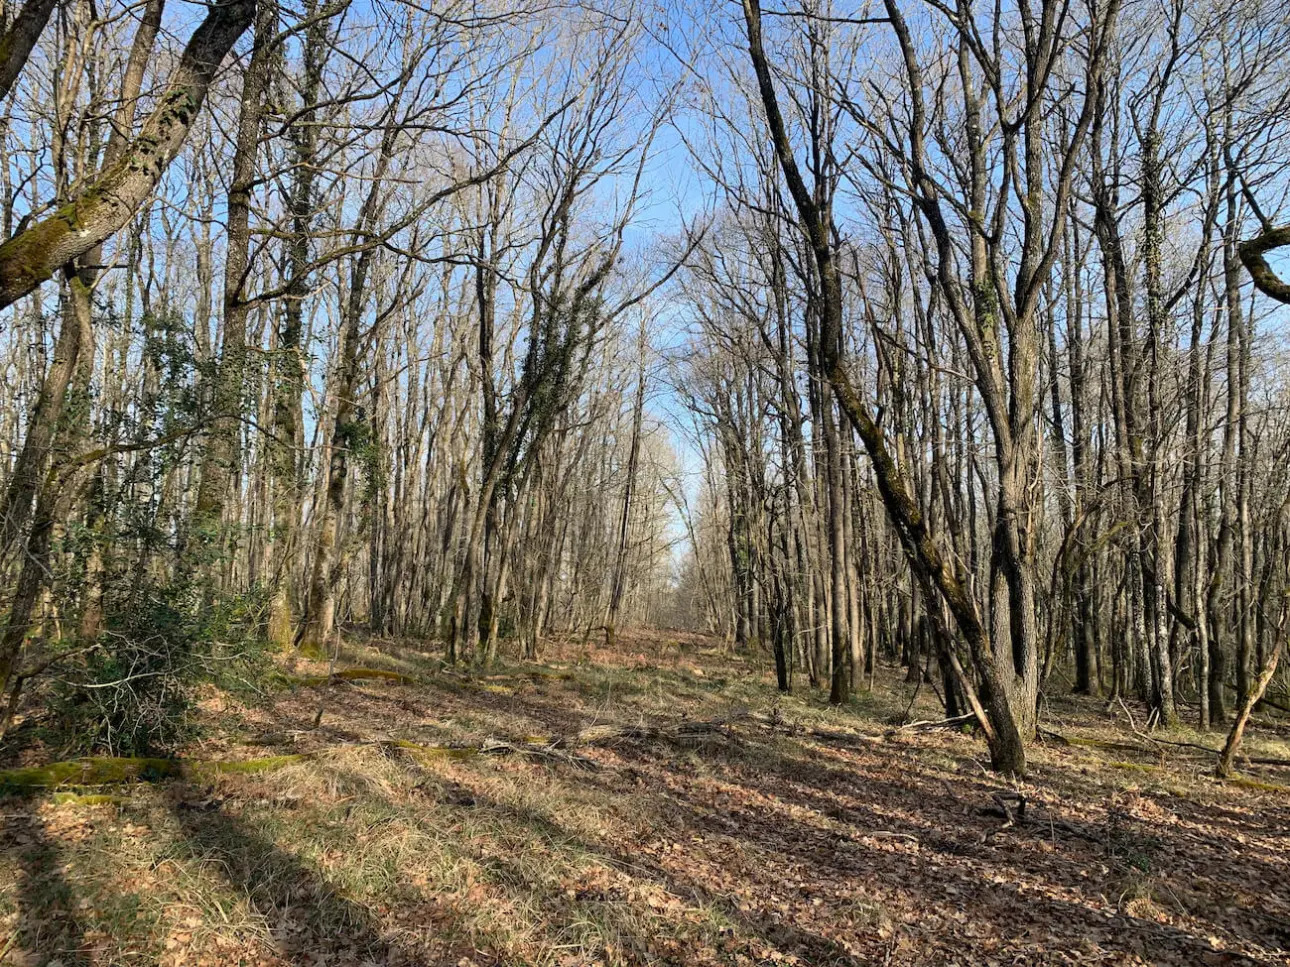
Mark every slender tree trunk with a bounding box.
[1217,628,1283,778]
[192,0,274,591]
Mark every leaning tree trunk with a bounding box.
[739,0,1018,769]
[0,0,255,309]
[1216,632,1283,778]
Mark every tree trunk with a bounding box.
[0,0,255,308]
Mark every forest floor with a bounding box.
[2,630,1290,967]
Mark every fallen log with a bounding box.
[289,667,421,687]
[1243,756,1290,768]
[1038,729,1154,757]
[0,714,755,795]
[0,752,311,792]
[571,716,744,748]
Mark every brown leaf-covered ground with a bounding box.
[2,630,1289,966]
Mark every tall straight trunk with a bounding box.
[1179,146,1219,726]
[605,321,648,643]
[1066,222,1098,695]
[823,394,849,705]
[267,0,323,647]
[300,127,398,652]
[843,444,864,690]
[1140,128,1176,725]
[1209,175,1246,723]
[192,0,275,584]
[1235,299,1254,707]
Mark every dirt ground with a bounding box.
[2,629,1289,966]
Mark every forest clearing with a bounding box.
[3,0,1290,962]
[2,631,1289,966]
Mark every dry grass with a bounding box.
[2,629,1289,966]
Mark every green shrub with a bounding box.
[51,583,272,757]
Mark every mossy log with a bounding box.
[1226,775,1290,794]
[0,756,185,790]
[0,752,309,793]
[52,792,130,806]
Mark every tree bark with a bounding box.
[0,0,59,102]
[0,0,256,308]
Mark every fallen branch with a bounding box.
[884,713,975,737]
[387,715,752,771]
[748,710,882,748]
[1224,774,1290,794]
[1242,756,1290,768]
[387,737,598,770]
[480,737,598,769]
[1254,694,1290,715]
[991,791,1026,828]
[977,791,1100,844]
[861,830,920,844]
[1132,731,1220,755]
